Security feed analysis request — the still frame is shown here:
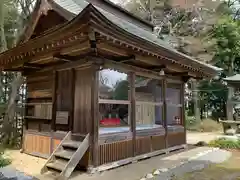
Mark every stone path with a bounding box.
[154,149,232,180]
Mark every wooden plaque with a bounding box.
[56,111,69,124]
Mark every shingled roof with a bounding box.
[55,0,222,72]
[0,0,221,78]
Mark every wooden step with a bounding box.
[62,140,81,149]
[71,133,86,141]
[55,150,75,160]
[46,159,67,172]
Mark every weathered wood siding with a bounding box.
[73,68,93,134]
[98,130,166,166]
[98,140,132,165]
[26,70,53,132]
[23,132,51,158]
[167,132,185,147]
[55,69,74,131]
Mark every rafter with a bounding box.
[54,52,93,62]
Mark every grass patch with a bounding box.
[186,118,222,132]
[208,138,240,149]
[0,147,11,167]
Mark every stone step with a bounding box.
[46,159,68,172]
[55,149,75,160]
[62,140,81,149]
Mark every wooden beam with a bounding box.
[169,72,189,76]
[53,59,91,71]
[148,64,166,71]
[130,72,136,157]
[54,53,93,62]
[90,64,99,167]
[23,62,44,69]
[97,42,207,77]
[111,55,135,62]
[89,28,97,55]
[89,56,180,82]
[182,76,191,83]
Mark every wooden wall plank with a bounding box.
[23,133,51,156]
[98,140,132,166]
[168,132,185,147]
[73,68,92,134]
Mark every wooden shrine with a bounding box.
[0,0,220,179]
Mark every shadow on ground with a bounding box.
[0,146,234,180]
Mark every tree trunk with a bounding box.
[0,1,7,52]
[192,79,200,122]
[226,56,234,120]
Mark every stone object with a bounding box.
[158,168,168,172]
[225,128,237,135]
[195,141,208,147]
[153,170,160,175]
[145,173,154,179]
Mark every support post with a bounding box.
[51,71,57,131]
[162,78,168,148]
[130,72,136,157]
[181,82,186,143]
[69,68,75,131]
[90,65,99,167]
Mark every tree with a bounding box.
[0,0,35,147]
[113,80,129,100]
[123,0,222,121]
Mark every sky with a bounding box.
[100,69,127,88]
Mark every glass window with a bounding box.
[167,106,181,125]
[99,69,129,100]
[166,82,183,125]
[135,76,163,129]
[98,68,130,134]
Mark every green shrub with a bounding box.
[0,147,11,167]
[185,115,198,130]
[208,138,240,149]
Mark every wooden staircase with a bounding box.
[41,132,90,180]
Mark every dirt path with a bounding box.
[187,131,222,144]
[4,150,46,177]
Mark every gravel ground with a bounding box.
[154,149,232,180]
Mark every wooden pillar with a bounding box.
[130,72,136,157]
[69,69,75,131]
[90,65,99,167]
[162,79,168,148]
[51,71,57,131]
[181,82,186,143]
